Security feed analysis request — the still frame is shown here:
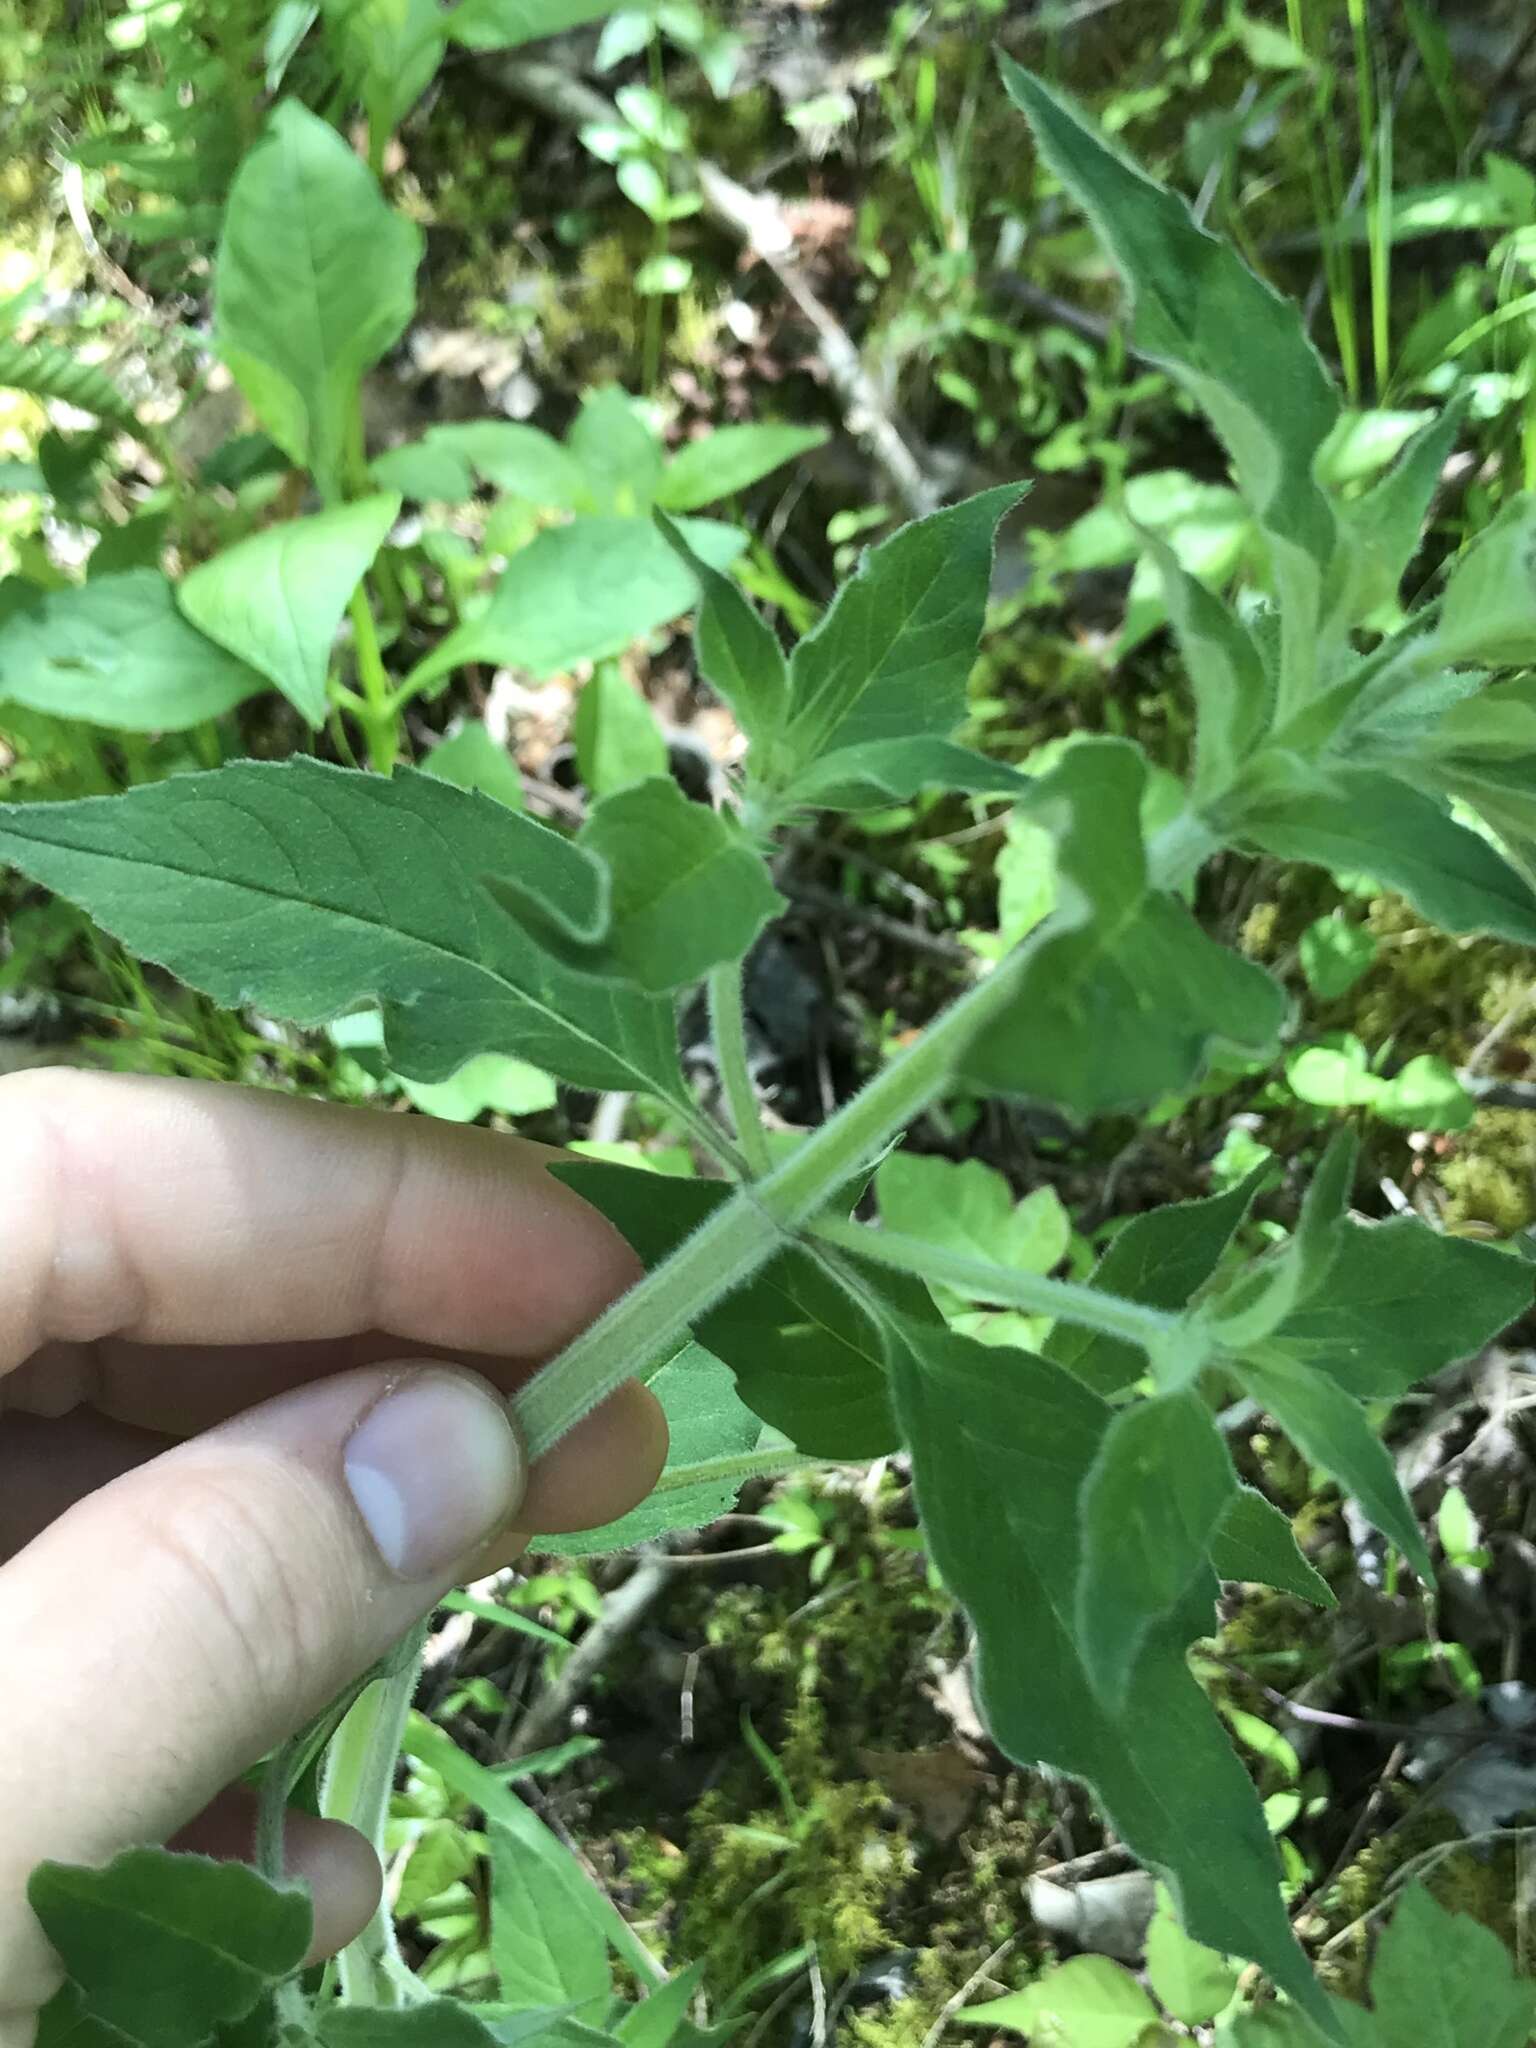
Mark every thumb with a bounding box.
[0,1363,526,2019]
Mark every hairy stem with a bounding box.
[709,961,771,1176]
[811,1217,1177,1351]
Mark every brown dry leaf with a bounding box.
[857,1742,986,1843]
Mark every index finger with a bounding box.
[0,1070,642,1374]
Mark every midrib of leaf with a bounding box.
[795,551,956,741]
[17,799,669,1097]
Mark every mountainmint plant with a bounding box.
[6,52,1536,2048]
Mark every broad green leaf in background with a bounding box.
[318,2004,503,2046]
[1334,1884,1534,2048]
[447,0,620,55]
[960,742,1286,1115]
[214,100,422,496]
[0,334,141,429]
[782,485,1023,765]
[1076,1391,1237,1710]
[1236,768,1536,944]
[28,1851,311,2048]
[552,1162,899,1455]
[1204,1129,1356,1355]
[1145,1886,1241,2027]
[1329,395,1465,627]
[575,776,784,991]
[567,386,665,514]
[1298,912,1377,998]
[613,1962,709,2046]
[490,1819,613,2014]
[874,1151,1070,1323]
[890,1320,1326,2024]
[1210,1487,1335,1608]
[396,1052,557,1121]
[424,719,527,809]
[408,517,743,695]
[956,1954,1161,2045]
[0,572,264,730]
[1234,1350,1432,1579]
[1147,535,1271,802]
[783,737,1028,812]
[657,423,829,512]
[550,1344,766,1555]
[656,512,788,759]
[322,0,446,138]
[0,761,698,1108]
[177,494,399,726]
[372,420,590,508]
[1435,493,1536,667]
[1044,1166,1267,1396]
[1000,57,1339,698]
[574,661,670,796]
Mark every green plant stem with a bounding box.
[325,1624,430,2005]
[513,938,1037,1461]
[810,1217,1176,1351]
[255,1733,308,1885]
[348,584,398,774]
[709,961,771,1176]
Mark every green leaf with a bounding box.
[567,386,664,514]
[1331,395,1466,626]
[889,1319,1326,2027]
[1270,1217,1533,1398]
[552,1162,899,1455]
[490,1818,613,2013]
[1145,1887,1241,2026]
[1210,1487,1335,1607]
[1234,1350,1432,1579]
[657,424,829,513]
[999,58,1339,660]
[1298,912,1376,999]
[177,494,399,726]
[1436,493,1536,667]
[27,1850,312,2048]
[0,572,264,730]
[1147,535,1271,802]
[1237,767,1536,944]
[1077,1391,1237,1711]
[614,1963,708,2046]
[573,776,784,991]
[655,512,788,757]
[1347,1884,1534,2048]
[957,1955,1160,2045]
[574,663,670,797]
[548,1343,766,1555]
[318,2002,503,2046]
[321,0,446,136]
[782,737,1027,811]
[448,0,621,54]
[425,720,527,809]
[214,100,422,496]
[0,760,697,1107]
[0,334,141,429]
[33,1983,139,2048]
[374,421,590,508]
[1044,1167,1268,1396]
[961,742,1286,1116]
[875,1152,1070,1320]
[398,1051,557,1121]
[411,517,743,694]
[783,485,1023,764]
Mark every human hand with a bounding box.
[0,1071,664,2032]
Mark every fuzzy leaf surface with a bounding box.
[214,100,421,495]
[656,512,788,756]
[1210,1487,1334,1608]
[889,1319,1326,2026]
[177,495,399,725]
[0,572,264,730]
[961,742,1286,1114]
[0,760,695,1105]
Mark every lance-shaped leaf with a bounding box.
[446,0,622,51]
[960,742,1286,1116]
[177,494,400,726]
[1000,58,1339,661]
[1211,1487,1335,1608]
[214,100,422,496]
[656,511,789,759]
[658,422,829,512]
[28,1850,311,2048]
[0,571,264,731]
[1435,492,1536,668]
[782,485,1023,764]
[572,776,784,991]
[1076,1390,1238,1712]
[1329,394,1466,628]
[567,386,664,514]
[1146,534,1272,801]
[1206,1130,1356,1356]
[318,2004,504,2046]
[1237,766,1536,944]
[321,0,446,140]
[573,663,669,796]
[551,1162,898,1456]
[407,516,743,695]
[1234,1350,1432,1580]
[783,737,1027,812]
[0,760,697,1108]
[372,419,590,508]
[888,1318,1329,2028]
[1045,1164,1270,1396]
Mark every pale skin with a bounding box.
[0,1069,667,2042]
